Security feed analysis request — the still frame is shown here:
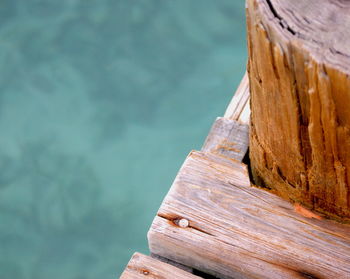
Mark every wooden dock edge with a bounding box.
[148,150,350,278]
[120,73,251,278]
[146,74,350,278]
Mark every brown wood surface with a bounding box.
[120,253,200,279]
[247,0,350,221]
[148,151,350,279]
[202,117,249,162]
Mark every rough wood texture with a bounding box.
[148,151,350,279]
[224,72,250,125]
[247,0,350,221]
[120,253,200,279]
[202,117,249,162]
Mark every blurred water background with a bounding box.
[0,0,246,278]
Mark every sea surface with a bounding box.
[0,1,246,278]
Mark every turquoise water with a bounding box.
[0,1,246,278]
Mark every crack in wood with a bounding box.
[265,0,350,60]
[265,0,297,35]
[297,270,323,279]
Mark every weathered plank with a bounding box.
[148,151,350,279]
[202,117,249,162]
[120,253,201,279]
[224,72,250,125]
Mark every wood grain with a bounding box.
[247,0,350,221]
[120,253,200,279]
[148,151,350,279]
[224,72,250,125]
[202,117,249,162]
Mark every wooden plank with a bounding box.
[148,151,350,279]
[120,252,201,279]
[224,72,250,125]
[202,117,249,162]
[238,99,251,126]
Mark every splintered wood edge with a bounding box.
[224,72,250,124]
[148,150,350,279]
[120,253,201,279]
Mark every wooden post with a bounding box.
[247,0,350,221]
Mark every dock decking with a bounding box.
[121,73,350,279]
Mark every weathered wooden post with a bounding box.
[247,0,350,221]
